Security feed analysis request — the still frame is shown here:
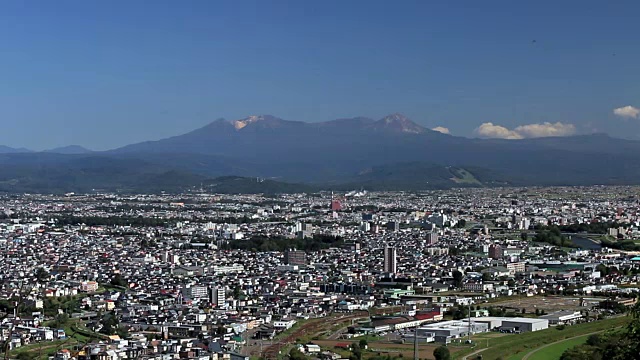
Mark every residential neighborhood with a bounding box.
[1,186,639,360]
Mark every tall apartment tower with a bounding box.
[426,231,439,245]
[384,244,397,273]
[209,286,226,307]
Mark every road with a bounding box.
[462,347,487,360]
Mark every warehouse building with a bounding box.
[540,311,583,325]
[419,320,489,343]
[471,317,549,332]
[499,318,549,333]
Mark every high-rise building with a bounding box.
[426,232,439,245]
[285,249,306,265]
[294,223,313,239]
[384,245,397,273]
[209,287,226,306]
[362,213,374,221]
[331,199,342,211]
[387,221,400,232]
[489,244,503,259]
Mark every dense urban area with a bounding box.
[2,186,640,360]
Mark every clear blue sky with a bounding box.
[1,0,639,150]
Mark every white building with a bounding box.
[540,311,583,325]
[209,287,226,307]
[181,286,208,300]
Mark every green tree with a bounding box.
[560,345,602,360]
[433,345,451,360]
[359,339,368,349]
[623,296,640,357]
[116,325,129,339]
[289,348,307,360]
[100,311,119,335]
[217,325,226,335]
[110,273,127,288]
[35,267,49,282]
[16,353,37,360]
[351,343,362,360]
[452,270,464,288]
[53,313,69,328]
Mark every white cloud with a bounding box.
[432,126,450,134]
[475,122,576,139]
[514,122,576,138]
[613,105,639,119]
[475,122,523,139]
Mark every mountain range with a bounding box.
[2,113,640,193]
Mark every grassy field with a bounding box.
[272,319,311,341]
[453,316,629,360]
[9,319,106,360]
[450,168,482,185]
[11,337,84,360]
[523,334,589,360]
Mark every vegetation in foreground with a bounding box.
[526,335,589,360]
[559,298,640,359]
[452,316,630,360]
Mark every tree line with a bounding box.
[532,225,575,247]
[560,299,640,359]
[223,235,344,252]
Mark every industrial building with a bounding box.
[471,317,549,332]
[539,311,583,325]
[418,320,489,343]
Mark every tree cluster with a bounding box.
[551,222,628,234]
[56,215,170,227]
[599,238,640,251]
[533,226,575,247]
[110,274,128,288]
[561,297,640,360]
[433,345,451,360]
[224,235,344,252]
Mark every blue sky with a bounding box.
[1,0,639,150]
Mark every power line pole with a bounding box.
[413,323,418,360]
[468,302,472,345]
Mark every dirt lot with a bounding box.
[261,313,368,359]
[312,340,463,360]
[487,296,605,313]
